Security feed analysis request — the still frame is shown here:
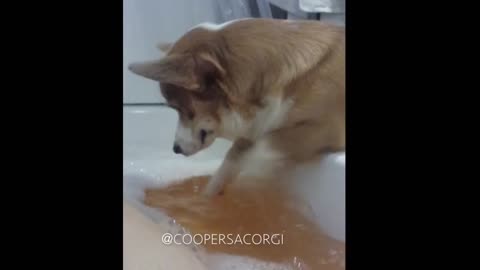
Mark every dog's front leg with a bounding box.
[203,138,253,196]
[203,122,344,196]
[203,135,288,196]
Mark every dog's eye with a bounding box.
[188,111,195,120]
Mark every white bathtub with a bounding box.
[123,104,345,240]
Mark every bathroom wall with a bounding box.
[123,0,222,104]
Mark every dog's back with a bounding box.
[172,19,345,122]
[174,19,345,192]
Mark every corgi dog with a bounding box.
[128,18,345,196]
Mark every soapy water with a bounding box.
[161,218,295,270]
[125,190,293,269]
[125,177,284,270]
[147,176,344,269]
[124,168,345,270]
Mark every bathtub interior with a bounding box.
[123,105,345,268]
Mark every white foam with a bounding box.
[206,254,294,270]
[124,156,299,270]
[191,18,251,32]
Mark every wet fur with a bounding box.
[129,18,345,196]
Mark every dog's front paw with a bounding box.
[202,184,221,197]
[202,176,224,197]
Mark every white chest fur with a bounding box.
[220,97,294,141]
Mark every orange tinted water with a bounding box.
[144,175,345,270]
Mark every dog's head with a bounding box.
[128,32,231,156]
[128,19,337,156]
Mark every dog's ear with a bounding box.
[128,53,225,91]
[156,43,173,53]
[128,54,200,90]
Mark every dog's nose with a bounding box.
[173,144,182,154]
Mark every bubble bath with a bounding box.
[124,171,345,270]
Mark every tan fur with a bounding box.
[129,18,345,195]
